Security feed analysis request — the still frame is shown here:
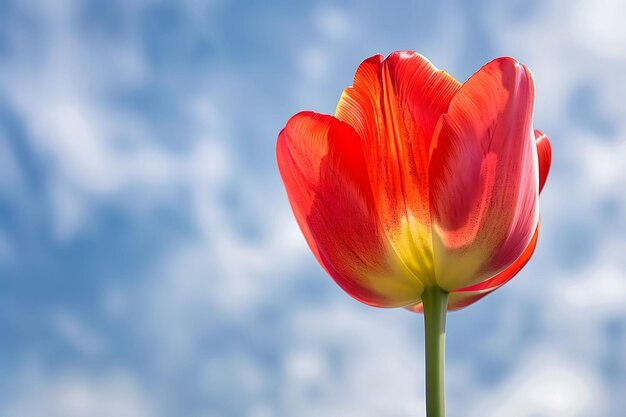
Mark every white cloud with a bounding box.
[0,0,236,242]
[560,266,626,313]
[314,6,353,41]
[281,305,425,417]
[470,352,602,417]
[298,45,333,81]
[571,0,626,59]
[3,366,156,417]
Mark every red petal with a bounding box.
[428,57,539,291]
[277,112,424,307]
[535,129,552,194]
[447,223,540,310]
[406,223,539,313]
[335,51,461,284]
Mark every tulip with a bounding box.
[277,51,551,417]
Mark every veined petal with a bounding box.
[535,129,552,193]
[276,111,424,307]
[406,223,539,313]
[408,130,550,313]
[335,51,462,286]
[446,223,540,310]
[429,57,539,291]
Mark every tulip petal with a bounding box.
[535,129,552,193]
[446,223,539,310]
[335,51,462,286]
[406,223,539,313]
[277,111,424,307]
[429,57,539,291]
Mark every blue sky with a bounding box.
[0,0,625,416]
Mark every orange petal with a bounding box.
[335,51,461,285]
[535,129,552,193]
[276,112,424,307]
[429,57,539,291]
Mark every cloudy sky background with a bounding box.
[1,0,625,416]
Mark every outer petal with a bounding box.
[447,130,550,311]
[277,111,424,307]
[406,223,539,313]
[407,130,550,313]
[429,57,539,291]
[446,223,539,310]
[535,129,552,193]
[335,51,462,286]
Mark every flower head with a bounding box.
[277,51,551,311]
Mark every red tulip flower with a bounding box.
[276,51,551,417]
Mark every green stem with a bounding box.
[422,286,449,417]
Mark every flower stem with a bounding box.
[422,286,449,417]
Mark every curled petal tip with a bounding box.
[535,129,552,193]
